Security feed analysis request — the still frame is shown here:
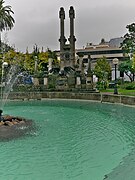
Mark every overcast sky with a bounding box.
[3,0,135,52]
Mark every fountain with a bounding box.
[0,63,34,141]
[0,61,134,179]
[0,99,134,179]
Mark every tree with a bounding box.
[118,60,135,82]
[0,0,15,31]
[38,51,48,73]
[21,47,58,77]
[121,23,135,55]
[47,48,58,65]
[0,0,15,52]
[120,23,135,81]
[94,57,111,81]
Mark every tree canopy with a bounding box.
[0,0,15,32]
[121,23,135,55]
[94,56,111,82]
[120,22,135,82]
[118,60,134,82]
[0,47,59,79]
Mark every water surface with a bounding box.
[1,100,135,180]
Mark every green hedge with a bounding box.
[120,82,135,90]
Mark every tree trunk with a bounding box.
[133,73,135,81]
[125,72,133,82]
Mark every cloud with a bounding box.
[4,0,135,52]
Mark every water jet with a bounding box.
[0,64,34,141]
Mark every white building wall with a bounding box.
[111,68,130,81]
[111,68,120,81]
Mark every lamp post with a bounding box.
[33,44,38,76]
[113,58,119,94]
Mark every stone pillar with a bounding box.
[34,56,38,76]
[75,69,82,89]
[86,55,93,89]
[33,78,39,86]
[44,77,48,87]
[48,58,53,73]
[60,60,64,72]
[69,6,76,68]
[78,55,83,71]
[59,7,67,72]
[76,77,81,85]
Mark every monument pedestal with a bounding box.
[75,76,81,89]
[56,76,68,90]
[33,78,39,86]
[86,76,93,89]
[44,77,48,88]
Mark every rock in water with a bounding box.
[0,116,34,141]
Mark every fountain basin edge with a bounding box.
[7,92,135,107]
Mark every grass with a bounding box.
[100,88,135,96]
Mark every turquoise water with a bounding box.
[1,100,135,180]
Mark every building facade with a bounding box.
[76,39,125,81]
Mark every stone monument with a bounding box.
[57,6,77,90]
[59,6,76,72]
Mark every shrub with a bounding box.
[120,82,135,90]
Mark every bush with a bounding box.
[96,80,108,90]
[120,82,135,90]
[125,85,135,90]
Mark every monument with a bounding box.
[47,6,94,91]
[59,6,76,72]
[56,6,77,90]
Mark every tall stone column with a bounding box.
[59,7,67,72]
[69,6,76,68]
[86,55,93,89]
[75,55,84,89]
[78,55,83,71]
[48,58,53,73]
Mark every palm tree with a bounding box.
[0,0,15,52]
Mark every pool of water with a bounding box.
[1,100,135,180]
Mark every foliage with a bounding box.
[47,48,59,65]
[24,53,35,74]
[118,59,135,82]
[38,51,49,73]
[0,47,58,79]
[132,53,135,70]
[0,0,15,54]
[47,48,57,59]
[0,0,15,32]
[0,42,14,53]
[119,22,135,82]
[94,57,111,90]
[94,56,111,85]
[121,23,135,54]
[96,80,108,90]
[26,47,59,77]
[48,74,57,89]
[119,82,135,90]
[100,88,135,96]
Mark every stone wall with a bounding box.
[121,96,135,105]
[101,94,121,104]
[8,92,135,106]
